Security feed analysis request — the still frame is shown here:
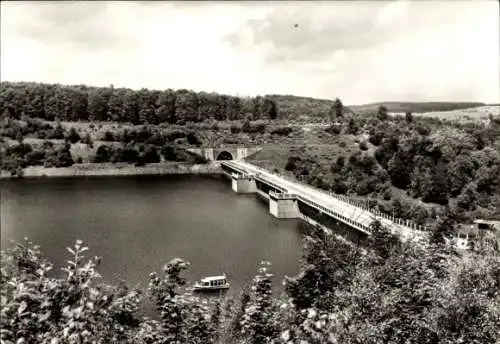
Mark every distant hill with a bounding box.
[266,94,334,121]
[349,102,486,114]
[266,95,488,121]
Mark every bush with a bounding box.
[93,145,112,163]
[161,144,177,161]
[166,130,186,142]
[271,126,293,136]
[345,118,359,135]
[359,140,368,151]
[332,179,348,194]
[81,133,93,146]
[66,127,81,144]
[147,132,166,146]
[25,150,46,166]
[230,124,241,134]
[325,124,342,135]
[44,146,74,167]
[285,156,301,171]
[103,131,115,142]
[49,125,65,139]
[241,120,251,133]
[141,146,161,164]
[186,132,202,146]
[223,138,240,144]
[368,131,384,146]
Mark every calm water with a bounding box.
[1,175,303,297]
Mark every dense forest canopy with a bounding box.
[0,82,279,124]
[1,82,490,125]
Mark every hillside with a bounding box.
[350,101,486,114]
[401,105,500,123]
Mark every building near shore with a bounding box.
[454,219,500,251]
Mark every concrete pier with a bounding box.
[269,192,300,219]
[231,173,257,193]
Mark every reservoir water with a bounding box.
[1,175,303,297]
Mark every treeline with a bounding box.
[1,221,499,344]
[1,139,207,176]
[93,144,207,166]
[1,141,74,176]
[0,81,279,124]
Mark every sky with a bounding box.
[1,0,499,105]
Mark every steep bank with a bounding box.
[0,162,222,179]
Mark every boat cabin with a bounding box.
[199,275,227,287]
[193,274,230,291]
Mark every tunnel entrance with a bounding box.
[217,151,233,160]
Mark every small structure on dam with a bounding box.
[187,146,262,161]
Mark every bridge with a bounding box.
[221,160,429,241]
[187,146,262,161]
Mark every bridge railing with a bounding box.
[239,162,431,233]
[269,191,297,199]
[296,195,372,234]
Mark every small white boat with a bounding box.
[193,274,230,292]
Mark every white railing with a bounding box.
[269,191,296,199]
[226,161,431,233]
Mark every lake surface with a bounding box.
[1,175,303,298]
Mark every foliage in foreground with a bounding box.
[1,223,499,343]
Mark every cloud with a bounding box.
[225,1,483,64]
[2,2,140,53]
[1,1,498,104]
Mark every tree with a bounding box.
[44,144,74,167]
[377,105,388,121]
[148,258,191,343]
[50,124,65,140]
[93,145,112,163]
[138,88,160,124]
[252,96,263,119]
[262,97,278,120]
[230,290,250,339]
[103,131,115,142]
[156,89,177,124]
[121,89,140,124]
[456,182,479,212]
[65,127,80,144]
[175,89,199,123]
[345,118,359,134]
[331,98,343,120]
[81,133,93,147]
[241,261,277,343]
[141,146,160,164]
[388,149,413,189]
[368,220,401,260]
[186,132,201,146]
[241,119,251,133]
[430,213,457,245]
[87,89,107,121]
[405,111,413,123]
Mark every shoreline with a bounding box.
[1,162,223,179]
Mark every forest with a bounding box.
[1,220,499,344]
[0,82,278,124]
